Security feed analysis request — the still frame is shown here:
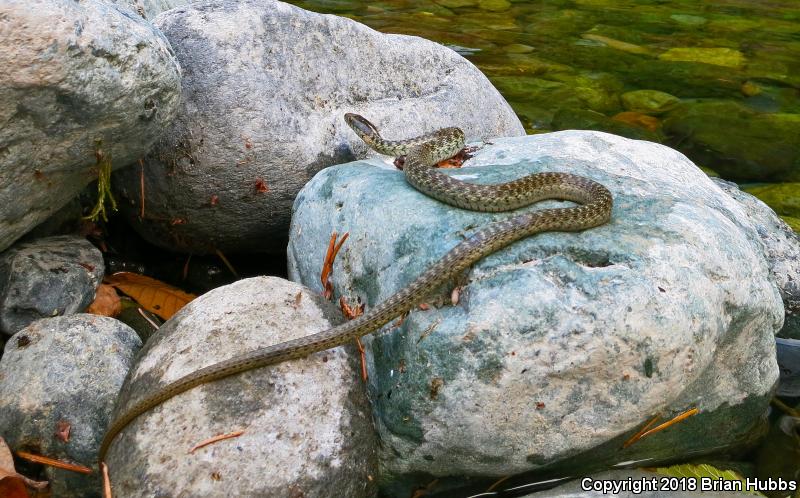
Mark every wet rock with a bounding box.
[0,0,181,252]
[659,47,745,69]
[621,89,681,115]
[552,108,662,142]
[663,101,800,182]
[713,179,800,339]
[478,0,511,12]
[0,315,141,498]
[289,131,782,490]
[0,235,104,336]
[112,0,523,255]
[104,277,377,497]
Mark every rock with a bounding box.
[658,47,745,69]
[288,131,782,490]
[713,179,800,339]
[478,0,511,12]
[611,111,660,132]
[663,101,800,182]
[111,0,523,255]
[776,338,800,396]
[0,235,104,336]
[104,277,378,497]
[0,0,182,252]
[0,315,141,498]
[621,89,681,115]
[107,0,190,19]
[552,108,662,142]
[669,14,707,27]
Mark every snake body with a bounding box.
[98,114,613,462]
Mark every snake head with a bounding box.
[344,113,381,141]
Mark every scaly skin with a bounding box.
[98,114,613,462]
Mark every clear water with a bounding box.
[288,0,800,228]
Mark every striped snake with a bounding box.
[98,114,613,462]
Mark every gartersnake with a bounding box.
[98,114,613,462]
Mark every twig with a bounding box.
[623,408,699,448]
[771,397,800,418]
[139,158,145,219]
[215,248,239,278]
[16,450,92,474]
[189,430,245,454]
[101,462,112,498]
[355,338,368,381]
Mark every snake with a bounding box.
[98,114,613,462]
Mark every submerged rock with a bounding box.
[0,0,181,252]
[621,89,681,115]
[0,235,104,336]
[105,277,377,497]
[663,101,800,182]
[288,131,782,490]
[112,0,523,255]
[0,315,141,498]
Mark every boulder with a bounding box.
[663,101,800,182]
[713,179,800,339]
[111,0,523,255]
[288,131,782,490]
[0,0,182,252]
[0,235,104,336]
[0,315,141,498]
[104,277,378,497]
[107,0,191,19]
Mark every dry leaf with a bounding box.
[86,284,121,317]
[105,272,196,321]
[0,437,48,498]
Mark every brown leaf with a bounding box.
[104,272,196,321]
[86,284,121,318]
[0,437,48,497]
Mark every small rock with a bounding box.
[478,0,511,12]
[104,277,377,497]
[621,89,681,115]
[670,14,708,26]
[0,235,104,336]
[611,111,661,132]
[0,0,182,252]
[112,0,522,255]
[289,131,782,490]
[658,47,745,69]
[0,315,141,498]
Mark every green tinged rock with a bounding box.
[478,0,510,11]
[664,101,800,181]
[659,47,746,69]
[621,89,681,115]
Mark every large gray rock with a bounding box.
[0,0,182,252]
[711,178,800,339]
[288,131,782,490]
[0,235,104,336]
[0,315,141,498]
[105,277,378,497]
[108,0,191,19]
[112,0,523,255]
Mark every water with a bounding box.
[288,0,800,229]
